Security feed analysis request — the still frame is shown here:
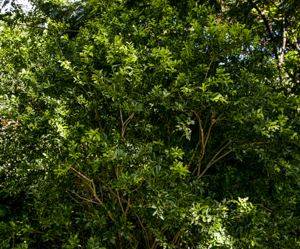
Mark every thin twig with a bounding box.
[117,190,125,215]
[66,190,80,204]
[253,203,272,212]
[132,180,144,193]
[207,141,231,166]
[198,149,233,179]
[124,198,130,217]
[205,57,215,79]
[70,167,92,182]
[69,191,100,205]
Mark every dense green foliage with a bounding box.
[0,0,300,248]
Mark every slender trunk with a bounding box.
[279,17,286,68]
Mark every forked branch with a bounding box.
[120,110,135,137]
[197,142,232,179]
[190,110,225,176]
[70,167,115,221]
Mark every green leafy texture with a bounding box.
[0,0,300,248]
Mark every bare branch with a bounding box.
[135,213,151,249]
[70,167,115,221]
[120,110,135,137]
[190,110,205,173]
[171,231,181,245]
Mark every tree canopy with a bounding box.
[0,0,300,248]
